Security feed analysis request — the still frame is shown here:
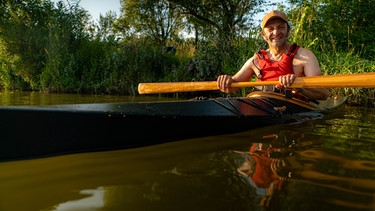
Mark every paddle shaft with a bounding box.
[138,72,375,94]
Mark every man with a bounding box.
[217,10,329,101]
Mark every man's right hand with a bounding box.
[217,75,234,93]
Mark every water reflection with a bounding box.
[164,105,375,210]
[233,130,375,210]
[0,94,374,210]
[0,122,374,211]
[0,90,186,106]
[235,133,299,210]
[54,187,105,210]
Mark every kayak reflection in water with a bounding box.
[236,133,299,210]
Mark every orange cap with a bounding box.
[262,10,288,29]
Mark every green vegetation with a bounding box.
[0,0,373,106]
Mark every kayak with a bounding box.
[0,91,346,161]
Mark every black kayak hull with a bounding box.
[0,92,346,161]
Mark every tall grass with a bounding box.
[285,3,375,106]
[318,47,375,106]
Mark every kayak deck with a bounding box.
[0,92,346,161]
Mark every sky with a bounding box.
[79,0,121,22]
[51,0,121,22]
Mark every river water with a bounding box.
[0,91,373,211]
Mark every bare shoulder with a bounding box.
[294,46,322,76]
[295,47,318,61]
[241,53,259,70]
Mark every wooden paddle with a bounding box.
[138,72,375,94]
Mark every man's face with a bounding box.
[262,19,290,48]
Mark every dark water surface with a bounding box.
[0,91,373,211]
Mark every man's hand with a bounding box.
[276,74,296,89]
[217,75,234,93]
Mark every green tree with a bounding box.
[170,0,267,40]
[95,11,121,43]
[0,0,92,90]
[117,0,184,46]
[286,0,374,59]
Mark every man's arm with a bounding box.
[294,48,329,100]
[217,55,258,93]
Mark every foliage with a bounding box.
[170,0,267,38]
[0,0,91,91]
[284,0,375,106]
[286,0,374,60]
[116,0,184,46]
[317,47,375,106]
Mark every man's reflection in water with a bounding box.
[236,133,300,210]
[235,130,375,211]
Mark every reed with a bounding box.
[317,45,375,106]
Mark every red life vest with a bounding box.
[253,44,316,103]
[256,44,300,81]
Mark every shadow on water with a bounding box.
[0,93,373,211]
